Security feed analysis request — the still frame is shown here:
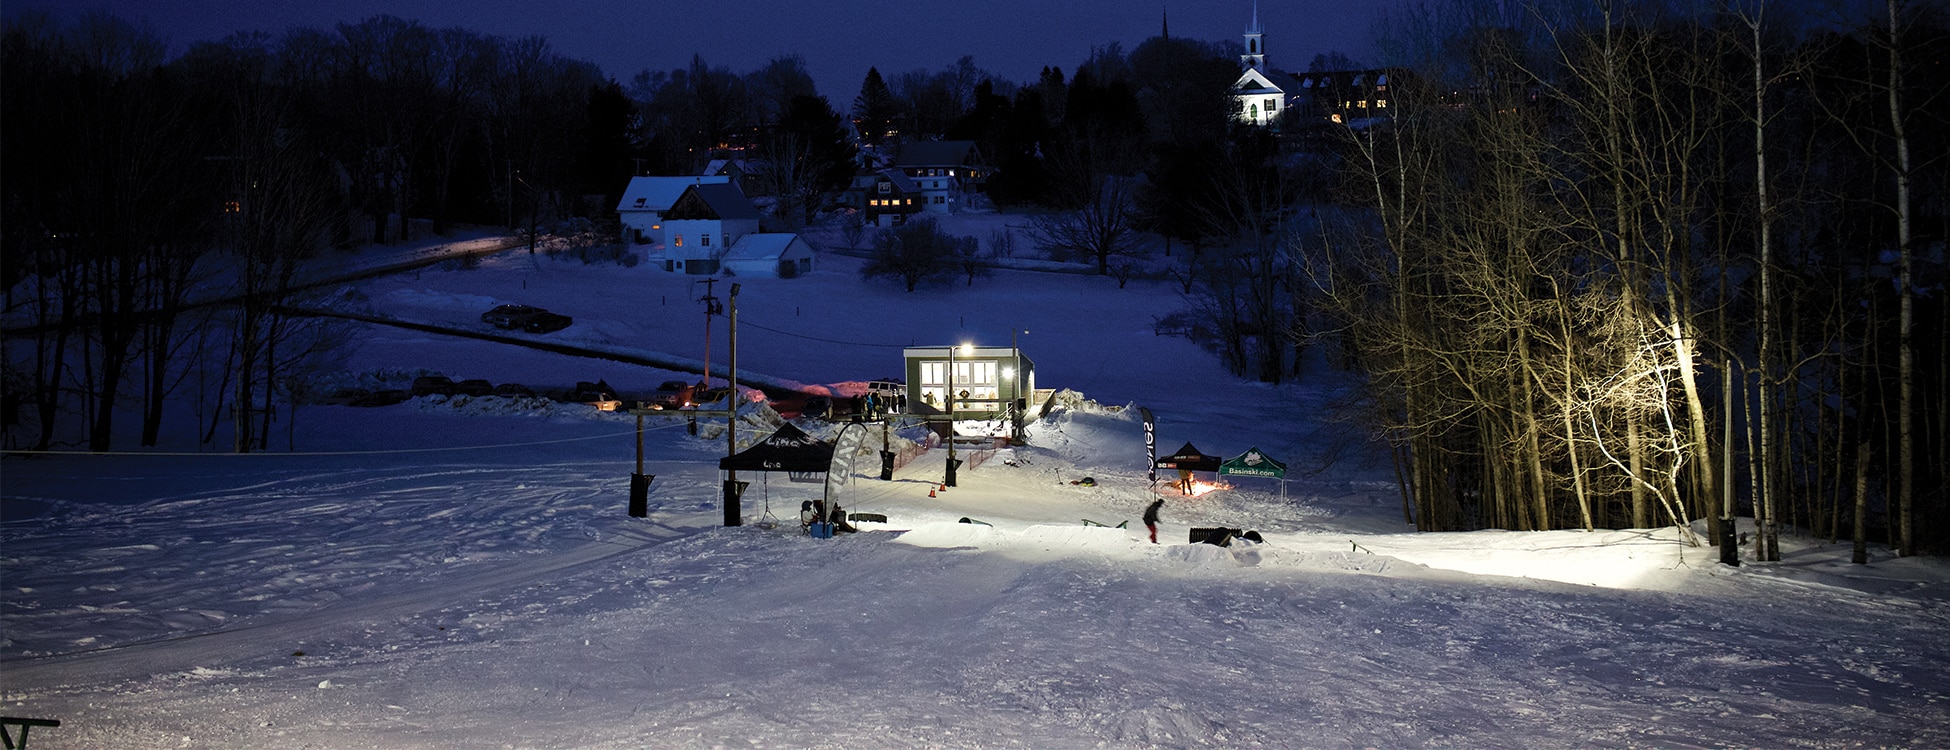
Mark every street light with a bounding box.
[1011,328,1027,443]
[945,342,971,487]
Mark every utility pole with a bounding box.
[723,283,742,526]
[697,279,721,389]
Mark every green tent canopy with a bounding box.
[1219,448,1286,478]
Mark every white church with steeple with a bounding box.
[1231,2,1285,127]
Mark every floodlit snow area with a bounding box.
[4,233,1949,749]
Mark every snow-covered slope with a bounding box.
[3,235,1946,748]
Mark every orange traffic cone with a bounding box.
[938,484,947,492]
[928,487,936,497]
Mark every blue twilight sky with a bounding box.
[9,0,1385,99]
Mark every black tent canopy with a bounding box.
[1155,442,1221,472]
[718,422,835,473]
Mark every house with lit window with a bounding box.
[621,180,813,277]
[1288,69,1401,125]
[900,344,1036,422]
[892,140,989,213]
[844,169,925,227]
[616,175,731,247]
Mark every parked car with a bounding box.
[691,386,732,406]
[481,304,546,329]
[492,382,535,398]
[319,387,371,406]
[454,379,494,396]
[571,380,622,412]
[867,378,906,413]
[411,375,457,397]
[522,312,572,333]
[651,380,696,409]
[350,389,409,407]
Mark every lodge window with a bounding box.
[701,234,711,246]
[674,234,684,247]
[919,360,999,407]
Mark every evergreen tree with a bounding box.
[852,67,900,145]
[763,94,858,225]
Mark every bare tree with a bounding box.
[861,217,960,292]
[1024,175,1146,275]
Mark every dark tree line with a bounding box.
[2,11,618,452]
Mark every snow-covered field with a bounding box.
[4,228,1948,748]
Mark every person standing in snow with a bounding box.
[1143,498,1165,544]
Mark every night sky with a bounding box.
[9,0,1384,98]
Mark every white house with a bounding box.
[1230,3,1285,127]
[616,175,731,247]
[626,179,815,278]
[653,182,763,275]
[722,233,816,278]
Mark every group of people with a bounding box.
[800,499,856,535]
[858,391,905,420]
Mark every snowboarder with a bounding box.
[1143,498,1164,544]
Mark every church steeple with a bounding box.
[1240,1,1266,72]
[1161,6,1170,41]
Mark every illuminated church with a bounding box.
[1230,2,1285,127]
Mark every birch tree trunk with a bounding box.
[1885,0,1915,557]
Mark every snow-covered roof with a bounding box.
[617,175,731,213]
[853,169,923,194]
[666,182,762,222]
[1233,67,1285,96]
[723,233,810,261]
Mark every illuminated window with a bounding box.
[675,235,684,247]
[1358,100,1368,108]
[1331,113,1343,123]
[1377,99,1388,108]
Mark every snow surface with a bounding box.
[4,228,1949,749]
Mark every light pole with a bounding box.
[1011,328,1027,443]
[945,343,958,487]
